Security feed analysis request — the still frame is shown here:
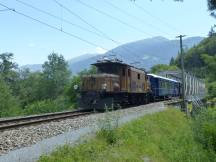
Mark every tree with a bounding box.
[0,75,19,117]
[207,81,216,100]
[169,57,175,66]
[65,65,97,106]
[208,25,216,37]
[78,65,97,76]
[0,53,18,83]
[202,54,216,82]
[208,0,216,17]
[17,69,44,106]
[42,53,71,99]
[151,64,178,74]
[175,35,216,78]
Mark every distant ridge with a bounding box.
[22,36,204,73]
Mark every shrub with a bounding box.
[192,107,216,153]
[0,77,20,117]
[23,96,72,115]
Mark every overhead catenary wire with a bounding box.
[0,2,132,64]
[0,8,10,12]
[104,0,172,37]
[14,0,143,64]
[52,0,114,39]
[73,0,154,37]
[0,2,109,51]
[133,2,180,33]
[70,0,171,67]
[2,1,166,70]
[52,0,148,65]
[15,0,107,39]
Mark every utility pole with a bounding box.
[176,35,188,115]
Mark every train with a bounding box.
[78,58,181,111]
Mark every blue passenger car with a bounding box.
[147,74,181,100]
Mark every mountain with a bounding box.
[22,36,204,73]
[21,54,97,72]
[69,36,204,73]
[68,53,98,64]
[21,64,42,72]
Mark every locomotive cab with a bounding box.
[80,59,151,111]
[80,60,123,110]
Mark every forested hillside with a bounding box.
[175,35,216,101]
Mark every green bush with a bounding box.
[192,107,216,152]
[207,81,216,100]
[0,77,20,117]
[23,96,73,115]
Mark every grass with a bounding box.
[38,109,215,162]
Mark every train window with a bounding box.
[122,68,126,76]
[138,73,140,80]
[128,69,131,77]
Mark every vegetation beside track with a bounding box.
[39,108,216,162]
[0,52,96,118]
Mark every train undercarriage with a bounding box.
[79,91,152,111]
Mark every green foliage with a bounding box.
[169,56,175,66]
[16,70,44,106]
[207,81,216,100]
[78,65,97,76]
[0,52,75,118]
[173,35,216,100]
[150,64,178,74]
[22,96,72,115]
[65,76,81,105]
[65,65,97,106]
[42,52,71,99]
[202,54,216,81]
[0,76,20,117]
[0,53,20,94]
[192,107,216,153]
[38,109,214,162]
[0,53,17,76]
[208,0,216,17]
[175,35,216,79]
[208,25,216,37]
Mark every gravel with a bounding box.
[0,102,166,158]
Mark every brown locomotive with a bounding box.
[79,58,151,110]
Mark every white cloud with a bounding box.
[95,47,107,54]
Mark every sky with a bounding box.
[0,0,215,65]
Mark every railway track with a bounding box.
[164,99,182,105]
[0,110,93,131]
[0,99,181,131]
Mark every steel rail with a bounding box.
[0,110,93,131]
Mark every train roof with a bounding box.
[92,58,146,72]
[147,74,180,83]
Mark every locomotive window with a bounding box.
[122,68,126,76]
[97,65,118,74]
[138,73,140,80]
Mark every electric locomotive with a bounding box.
[79,58,151,110]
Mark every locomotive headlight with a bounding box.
[101,83,107,90]
[74,84,79,90]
